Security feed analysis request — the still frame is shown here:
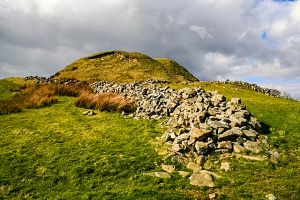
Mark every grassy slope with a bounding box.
[0,78,33,100]
[54,50,198,83]
[0,80,299,199]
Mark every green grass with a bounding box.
[0,78,32,100]
[54,50,198,83]
[0,80,299,199]
[0,97,202,199]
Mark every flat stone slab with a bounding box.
[189,171,215,187]
[161,164,175,173]
[220,162,230,171]
[178,171,191,177]
[143,172,171,179]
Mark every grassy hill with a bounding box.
[0,78,299,199]
[53,50,198,83]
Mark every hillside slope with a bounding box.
[0,79,299,199]
[53,50,198,83]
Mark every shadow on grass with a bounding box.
[260,122,271,134]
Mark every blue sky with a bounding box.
[0,0,299,98]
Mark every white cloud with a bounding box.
[0,0,299,98]
[189,25,213,39]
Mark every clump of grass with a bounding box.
[0,83,92,114]
[0,98,24,114]
[75,91,135,112]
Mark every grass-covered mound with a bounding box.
[53,50,198,83]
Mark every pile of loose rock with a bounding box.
[24,76,84,85]
[90,81,264,163]
[24,77,271,189]
[208,80,283,98]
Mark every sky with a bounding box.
[0,0,300,99]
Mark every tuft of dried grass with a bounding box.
[0,98,24,114]
[0,83,92,114]
[75,92,135,113]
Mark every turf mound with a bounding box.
[53,50,198,83]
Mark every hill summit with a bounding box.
[53,50,198,83]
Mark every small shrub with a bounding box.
[75,92,135,112]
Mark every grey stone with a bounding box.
[266,194,277,200]
[243,141,262,153]
[209,193,218,199]
[231,98,241,104]
[190,127,212,140]
[243,129,258,141]
[195,142,208,155]
[220,162,230,171]
[217,141,233,150]
[161,165,175,173]
[233,143,244,153]
[189,171,215,187]
[174,133,190,143]
[178,171,191,177]
[187,162,201,172]
[143,172,171,179]
[211,94,226,106]
[172,144,182,152]
[209,121,229,129]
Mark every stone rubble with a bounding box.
[208,79,284,98]
[23,77,272,187]
[89,80,265,169]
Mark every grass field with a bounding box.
[0,79,299,199]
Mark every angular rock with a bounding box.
[217,141,233,150]
[266,194,277,200]
[231,98,241,104]
[189,171,215,187]
[187,162,201,172]
[172,144,182,152]
[220,162,230,171]
[233,143,244,153]
[209,121,229,129]
[178,171,191,177]
[195,142,208,155]
[243,141,262,153]
[174,133,190,143]
[208,193,218,199]
[161,165,175,173]
[190,127,212,140]
[243,129,258,141]
[211,94,226,106]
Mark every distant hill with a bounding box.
[52,50,198,83]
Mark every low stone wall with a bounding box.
[207,80,283,98]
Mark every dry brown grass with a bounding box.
[75,91,135,112]
[0,98,24,114]
[0,83,92,114]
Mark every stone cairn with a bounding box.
[91,81,264,165]
[24,77,270,188]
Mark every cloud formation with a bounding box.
[0,0,299,98]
